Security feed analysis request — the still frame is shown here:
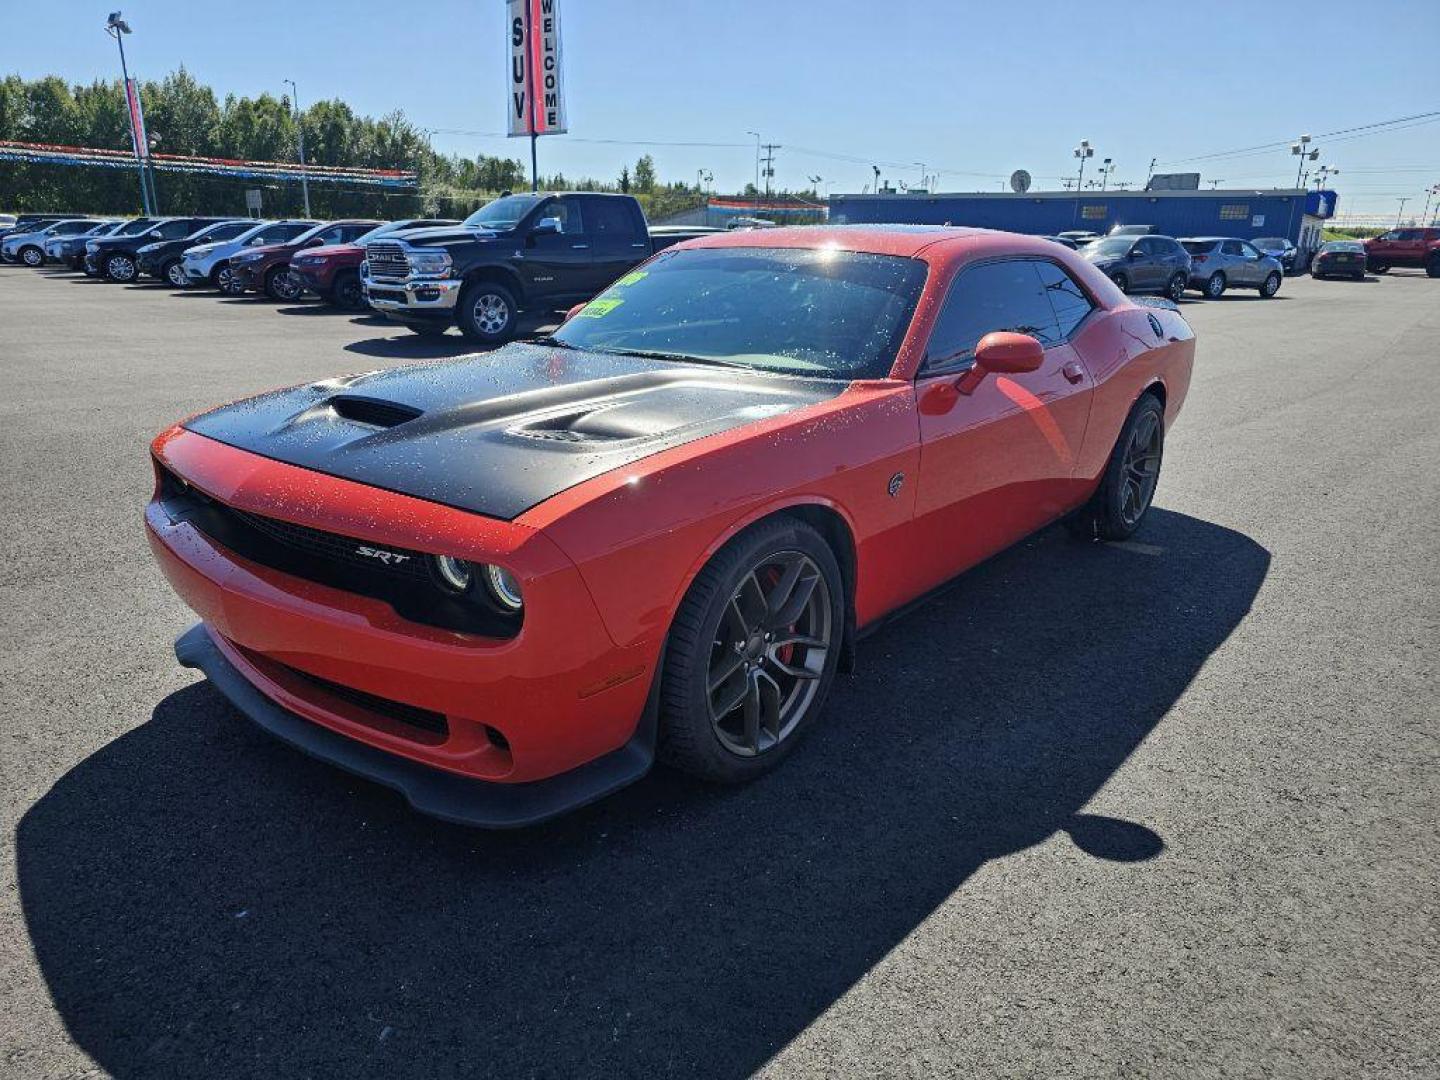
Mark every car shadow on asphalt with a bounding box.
[16,509,1268,1079]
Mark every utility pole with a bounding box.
[104,11,153,215]
[1146,156,1156,186]
[760,143,780,200]
[283,79,312,217]
[746,130,761,213]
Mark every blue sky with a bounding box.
[3,0,1438,216]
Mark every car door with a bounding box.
[1218,240,1249,284]
[1137,238,1167,290]
[517,195,593,303]
[1238,240,1269,282]
[583,196,650,290]
[912,257,1097,583]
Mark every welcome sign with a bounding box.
[508,0,567,137]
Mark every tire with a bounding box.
[658,516,845,783]
[1164,272,1186,302]
[457,280,518,344]
[264,264,302,301]
[1066,393,1165,543]
[1110,271,1129,294]
[20,245,43,267]
[332,269,365,310]
[1426,257,1440,279]
[1203,271,1226,299]
[162,259,186,288]
[1369,264,1388,274]
[217,265,245,296]
[105,253,137,282]
[404,322,449,337]
[1259,271,1281,298]
[1313,272,1326,280]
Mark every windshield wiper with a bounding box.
[601,347,747,370]
[532,335,586,350]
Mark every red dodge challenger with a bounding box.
[146,226,1194,826]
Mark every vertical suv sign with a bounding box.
[125,78,150,159]
[508,0,567,137]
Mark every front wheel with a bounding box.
[105,253,137,282]
[162,259,186,287]
[1110,271,1130,294]
[264,264,302,301]
[1067,393,1165,542]
[659,517,844,783]
[1204,271,1226,299]
[457,281,518,344]
[20,246,43,267]
[1259,271,1281,298]
[216,265,244,295]
[332,269,365,309]
[1165,272,1186,301]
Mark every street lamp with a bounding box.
[1291,134,1319,189]
[283,78,312,217]
[913,162,928,191]
[1396,197,1410,228]
[1073,139,1094,190]
[104,11,153,215]
[1099,157,1116,191]
[1313,165,1338,191]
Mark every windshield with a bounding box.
[463,195,542,231]
[551,246,928,379]
[1180,240,1216,255]
[1087,238,1134,257]
[116,218,155,235]
[1321,241,1364,252]
[1253,237,1286,248]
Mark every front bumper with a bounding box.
[146,427,659,824]
[228,262,265,290]
[290,262,339,293]
[361,273,463,315]
[175,623,656,828]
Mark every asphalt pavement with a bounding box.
[1,265,1436,1079]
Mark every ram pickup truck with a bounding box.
[289,218,460,309]
[1363,227,1440,277]
[361,192,711,342]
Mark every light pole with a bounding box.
[1099,157,1116,190]
[104,11,153,215]
[1312,165,1337,191]
[1396,197,1410,227]
[1291,134,1319,189]
[283,79,312,217]
[1073,139,1094,190]
[1419,184,1440,228]
[913,162,928,191]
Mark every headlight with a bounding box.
[137,242,160,254]
[484,565,523,611]
[408,250,452,276]
[85,241,99,253]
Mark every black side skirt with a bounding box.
[174,623,657,829]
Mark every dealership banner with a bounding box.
[507,0,567,137]
[125,77,150,159]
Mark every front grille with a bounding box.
[276,661,449,737]
[156,463,521,638]
[365,241,410,282]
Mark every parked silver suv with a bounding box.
[1179,237,1284,299]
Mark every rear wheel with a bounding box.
[1110,271,1130,294]
[105,253,137,282]
[1426,255,1440,279]
[162,259,185,287]
[1067,393,1165,542]
[1204,271,1226,299]
[1369,263,1389,274]
[1259,271,1281,298]
[457,281,518,344]
[332,269,365,309]
[264,264,302,301]
[1165,272,1186,301]
[659,517,844,783]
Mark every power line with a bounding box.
[1154,109,1440,166]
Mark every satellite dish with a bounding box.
[1010,169,1032,194]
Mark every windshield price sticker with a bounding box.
[580,298,624,318]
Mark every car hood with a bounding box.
[183,343,843,520]
[233,242,291,258]
[295,243,361,260]
[386,226,504,248]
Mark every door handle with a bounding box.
[631,242,648,249]
[571,243,590,250]
[1061,361,1086,384]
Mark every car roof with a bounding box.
[679,223,1002,259]
[1180,236,1237,243]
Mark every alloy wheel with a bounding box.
[22,248,42,267]
[272,270,301,301]
[336,275,363,309]
[107,255,135,281]
[1119,409,1162,528]
[706,551,834,757]
[166,262,186,287]
[471,292,511,335]
[1261,273,1280,297]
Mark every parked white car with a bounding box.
[178,219,317,290]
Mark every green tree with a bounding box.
[634,154,656,193]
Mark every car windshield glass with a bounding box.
[1088,238,1133,257]
[1180,241,1215,255]
[463,195,542,231]
[1322,242,1364,252]
[551,246,928,379]
[118,219,156,234]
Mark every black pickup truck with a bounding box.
[360,192,713,342]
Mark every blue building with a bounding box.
[829,188,1338,255]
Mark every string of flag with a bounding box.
[0,140,418,189]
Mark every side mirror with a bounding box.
[956,332,1045,395]
[148,230,163,239]
[1128,248,1143,258]
[532,217,561,236]
[564,302,586,322]
[304,237,325,247]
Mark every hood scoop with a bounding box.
[327,395,423,429]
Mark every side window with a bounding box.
[1221,240,1245,257]
[1033,260,1095,338]
[157,219,198,239]
[1396,229,1422,241]
[1135,238,1156,256]
[339,225,372,243]
[924,260,1061,370]
[1239,242,1262,258]
[314,226,347,245]
[542,197,586,235]
[588,198,640,237]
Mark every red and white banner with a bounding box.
[124,77,150,159]
[507,0,567,137]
